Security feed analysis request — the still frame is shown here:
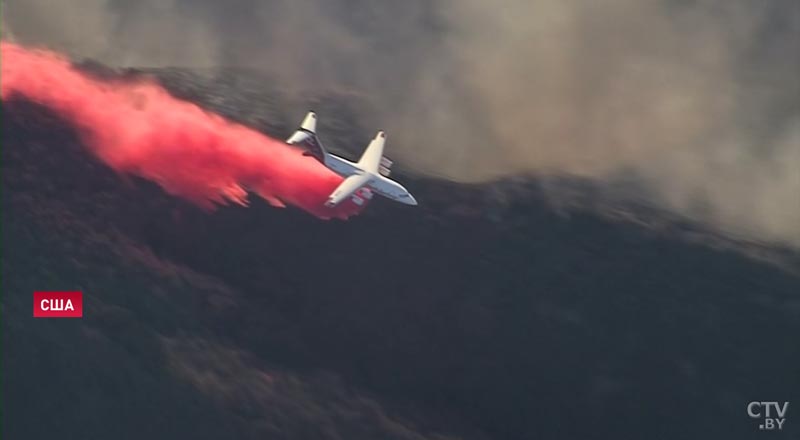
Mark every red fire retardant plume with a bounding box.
[1,42,365,219]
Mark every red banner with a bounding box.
[33,292,83,318]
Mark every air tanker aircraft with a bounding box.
[286,112,418,208]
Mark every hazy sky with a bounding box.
[4,0,799,246]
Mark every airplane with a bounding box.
[286,111,418,208]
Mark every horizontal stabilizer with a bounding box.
[287,111,326,162]
[300,111,317,133]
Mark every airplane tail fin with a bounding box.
[287,111,326,163]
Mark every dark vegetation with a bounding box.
[3,68,799,440]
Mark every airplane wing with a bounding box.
[325,173,371,207]
[356,131,386,173]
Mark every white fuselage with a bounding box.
[324,154,417,205]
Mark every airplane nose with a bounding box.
[406,194,418,206]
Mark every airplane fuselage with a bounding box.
[286,111,417,208]
[323,154,417,206]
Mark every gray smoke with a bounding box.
[4,0,799,245]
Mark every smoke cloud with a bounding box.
[4,0,799,244]
[1,42,365,219]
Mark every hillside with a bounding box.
[3,68,799,440]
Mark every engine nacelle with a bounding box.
[379,156,393,177]
[350,187,373,206]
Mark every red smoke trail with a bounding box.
[1,42,365,219]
